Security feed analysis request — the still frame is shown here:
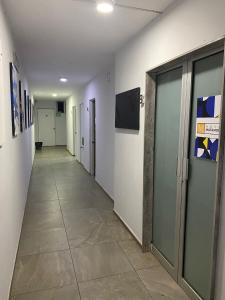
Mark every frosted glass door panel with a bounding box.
[153,67,182,266]
[183,52,224,300]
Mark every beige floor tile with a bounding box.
[11,285,80,300]
[60,197,95,210]
[57,188,93,200]
[18,228,69,256]
[11,251,76,295]
[71,242,133,282]
[119,240,159,270]
[69,221,133,249]
[28,188,58,202]
[25,201,60,214]
[11,147,189,300]
[63,209,103,248]
[22,212,64,232]
[79,271,151,300]
[96,209,119,225]
[138,266,190,300]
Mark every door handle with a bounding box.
[176,157,179,178]
[182,158,189,182]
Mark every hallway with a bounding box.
[10,147,188,300]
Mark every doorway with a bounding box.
[143,41,225,300]
[89,99,96,177]
[79,103,85,165]
[72,106,77,157]
[37,109,56,146]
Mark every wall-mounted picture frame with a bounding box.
[31,102,34,125]
[9,62,20,137]
[24,90,27,129]
[194,95,221,161]
[27,95,30,127]
[18,80,24,132]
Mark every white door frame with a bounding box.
[79,103,84,166]
[72,106,77,157]
[89,99,96,176]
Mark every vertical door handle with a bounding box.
[183,158,189,182]
[176,157,180,178]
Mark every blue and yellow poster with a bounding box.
[195,95,221,162]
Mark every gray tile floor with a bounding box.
[10,147,189,299]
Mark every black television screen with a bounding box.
[115,88,140,130]
[57,101,65,113]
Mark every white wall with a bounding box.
[115,0,225,241]
[35,100,67,146]
[66,90,82,157]
[82,67,115,198]
[114,0,225,298]
[66,1,225,297]
[0,3,34,300]
[66,67,115,198]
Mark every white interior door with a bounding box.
[72,106,77,156]
[80,103,84,165]
[38,109,55,146]
[89,100,96,176]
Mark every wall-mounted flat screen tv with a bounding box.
[115,88,140,130]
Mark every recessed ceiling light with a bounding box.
[52,93,57,97]
[60,78,68,83]
[96,0,114,14]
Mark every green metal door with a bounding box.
[153,67,183,268]
[183,52,224,300]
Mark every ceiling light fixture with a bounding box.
[96,0,114,14]
[52,93,57,97]
[60,77,68,82]
[73,0,162,14]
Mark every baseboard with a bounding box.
[113,209,142,247]
[78,164,142,247]
[66,148,74,156]
[95,178,114,204]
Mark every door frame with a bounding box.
[37,108,56,146]
[89,99,96,176]
[143,38,225,300]
[79,102,84,166]
[72,105,77,157]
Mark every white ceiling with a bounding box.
[2,0,176,100]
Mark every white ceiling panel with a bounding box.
[2,0,176,99]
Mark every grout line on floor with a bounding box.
[117,241,154,299]
[53,165,82,300]
[10,283,77,298]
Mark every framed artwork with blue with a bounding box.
[195,95,221,161]
[27,95,30,127]
[24,89,27,129]
[9,62,20,137]
[18,80,24,132]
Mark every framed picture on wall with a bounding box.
[29,98,32,127]
[0,40,4,147]
[24,90,27,129]
[18,80,24,132]
[27,95,30,127]
[31,103,34,125]
[9,62,20,137]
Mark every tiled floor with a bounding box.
[10,147,189,299]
